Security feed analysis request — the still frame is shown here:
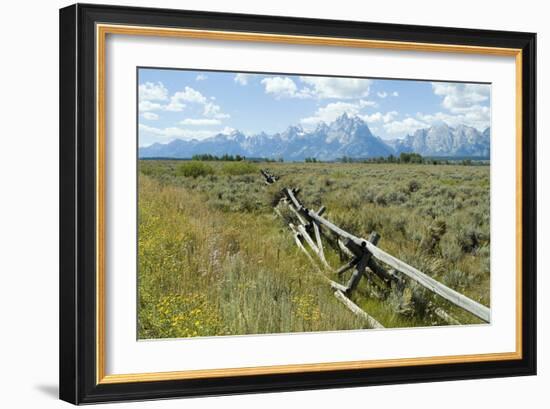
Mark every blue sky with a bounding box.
[138,68,491,147]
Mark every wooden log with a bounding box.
[297,224,320,255]
[288,224,348,294]
[364,267,390,293]
[337,239,355,258]
[288,204,307,226]
[260,169,276,184]
[363,243,490,322]
[345,253,369,295]
[273,207,284,220]
[289,223,316,264]
[285,188,304,211]
[288,220,461,327]
[312,222,329,267]
[336,258,358,277]
[367,258,394,285]
[333,290,384,329]
[306,202,362,244]
[283,184,489,322]
[342,237,366,257]
[299,204,490,322]
[328,280,348,293]
[344,232,380,295]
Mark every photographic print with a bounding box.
[137,68,491,339]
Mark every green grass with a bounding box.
[221,161,259,175]
[138,160,490,339]
[175,161,214,178]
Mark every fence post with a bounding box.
[345,232,380,296]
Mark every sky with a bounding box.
[138,68,491,147]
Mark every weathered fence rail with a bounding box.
[283,187,490,323]
[261,169,490,326]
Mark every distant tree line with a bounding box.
[335,153,487,166]
[187,152,483,165]
[191,153,284,163]
[191,153,245,161]
[367,153,425,164]
[338,153,425,163]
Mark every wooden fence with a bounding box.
[261,169,490,329]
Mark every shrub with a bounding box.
[265,185,285,207]
[440,236,463,263]
[176,161,214,178]
[443,270,472,291]
[421,219,447,253]
[408,179,421,193]
[386,191,408,205]
[375,193,388,206]
[456,225,482,253]
[221,162,258,176]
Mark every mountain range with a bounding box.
[139,113,490,160]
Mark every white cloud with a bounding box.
[234,73,253,86]
[138,100,164,112]
[220,126,236,135]
[419,82,491,131]
[417,106,490,131]
[141,112,159,120]
[138,82,168,102]
[180,118,221,126]
[195,74,207,81]
[260,76,373,100]
[164,100,186,112]
[432,82,490,113]
[261,76,309,99]
[164,86,229,118]
[139,123,231,143]
[165,86,207,112]
[383,117,428,135]
[300,99,378,127]
[359,100,377,108]
[203,102,230,119]
[171,87,207,104]
[164,99,187,112]
[377,91,388,98]
[299,77,372,99]
[361,111,398,124]
[300,101,356,126]
[139,123,200,139]
[392,91,399,97]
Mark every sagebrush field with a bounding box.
[138,160,490,339]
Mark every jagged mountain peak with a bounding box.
[139,115,490,160]
[396,124,490,157]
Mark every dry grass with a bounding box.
[138,160,490,339]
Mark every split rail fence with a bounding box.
[261,169,490,329]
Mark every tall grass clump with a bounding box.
[176,161,214,178]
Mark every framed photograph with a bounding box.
[59,3,536,404]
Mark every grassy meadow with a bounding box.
[138,160,490,339]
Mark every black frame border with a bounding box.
[59,3,536,404]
